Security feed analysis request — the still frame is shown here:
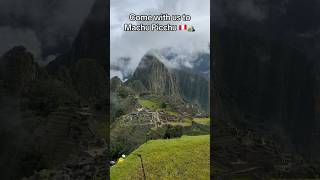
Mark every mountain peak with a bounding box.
[1,46,33,59]
[130,52,180,98]
[46,0,107,72]
[145,49,165,60]
[137,51,165,70]
[110,76,123,92]
[0,46,36,94]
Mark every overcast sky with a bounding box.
[0,0,94,65]
[110,0,210,79]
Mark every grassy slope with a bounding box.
[138,98,176,114]
[168,118,193,127]
[193,118,210,125]
[111,135,210,180]
[138,99,161,110]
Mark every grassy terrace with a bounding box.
[193,118,210,125]
[166,111,179,116]
[138,99,161,110]
[138,98,177,115]
[168,118,192,127]
[111,135,210,180]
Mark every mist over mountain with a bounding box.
[160,47,210,79]
[0,0,108,178]
[110,0,210,83]
[47,0,107,74]
[126,50,209,112]
[110,57,133,81]
[130,51,180,98]
[0,0,94,64]
[111,47,210,81]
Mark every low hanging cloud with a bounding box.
[236,0,268,21]
[212,0,269,25]
[0,0,94,64]
[110,0,210,80]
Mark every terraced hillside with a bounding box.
[110,93,210,158]
[211,119,320,179]
[110,48,210,179]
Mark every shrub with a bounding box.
[160,102,167,109]
[163,125,183,139]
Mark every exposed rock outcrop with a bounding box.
[130,52,180,98]
[130,51,210,112]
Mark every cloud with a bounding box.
[236,0,267,21]
[212,0,272,25]
[213,0,302,28]
[157,47,209,69]
[0,26,42,60]
[110,0,210,79]
[0,0,94,63]
[110,70,124,80]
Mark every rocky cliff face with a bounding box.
[47,0,107,72]
[129,51,209,112]
[46,0,107,101]
[130,51,180,98]
[174,70,209,112]
[69,0,107,69]
[160,48,210,80]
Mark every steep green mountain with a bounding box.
[129,51,180,99]
[0,0,108,179]
[160,47,210,80]
[110,76,123,92]
[46,0,107,101]
[128,51,209,112]
[125,80,147,95]
[46,0,107,72]
[174,70,209,112]
[110,51,210,164]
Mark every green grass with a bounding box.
[166,111,179,116]
[138,99,161,110]
[168,122,191,127]
[168,118,192,127]
[138,97,178,114]
[193,118,210,125]
[111,135,210,180]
